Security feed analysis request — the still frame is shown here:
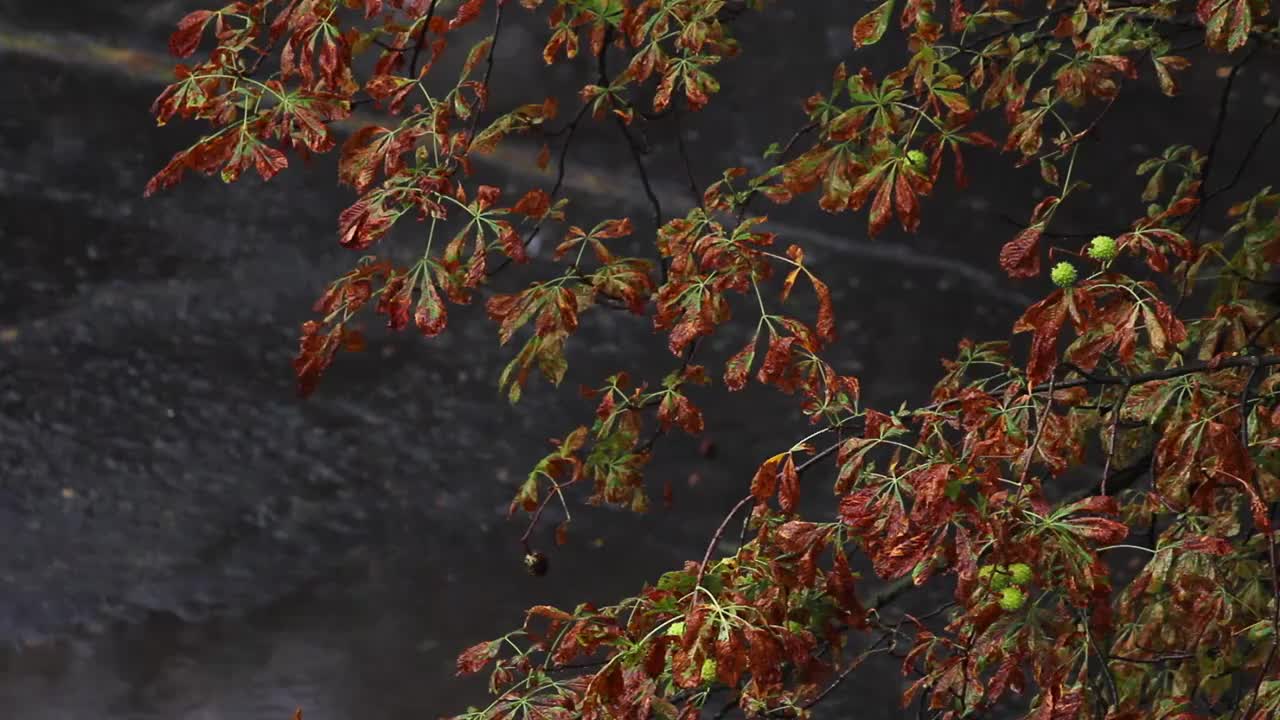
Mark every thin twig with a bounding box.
[1204,104,1280,203]
[673,101,704,209]
[1101,379,1131,496]
[1037,354,1280,394]
[463,2,506,145]
[408,0,441,79]
[1189,45,1258,245]
[690,493,754,607]
[1019,375,1056,486]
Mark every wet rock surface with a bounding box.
[1,2,1277,718]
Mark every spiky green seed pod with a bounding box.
[1087,235,1118,262]
[1008,563,1033,585]
[701,658,718,683]
[1051,261,1078,288]
[907,149,928,170]
[999,586,1027,611]
[978,564,994,582]
[990,567,1011,591]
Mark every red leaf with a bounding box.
[376,274,413,330]
[455,639,499,675]
[867,175,894,238]
[338,198,394,250]
[1013,291,1067,384]
[250,142,288,182]
[745,628,783,688]
[415,278,448,336]
[724,336,758,391]
[826,549,867,626]
[1064,495,1119,516]
[144,150,191,197]
[780,266,802,302]
[852,0,894,48]
[1180,535,1233,556]
[893,170,920,233]
[775,520,825,553]
[593,218,634,239]
[751,454,783,503]
[811,276,836,344]
[293,320,342,398]
[168,10,214,58]
[448,0,486,31]
[512,188,551,218]
[874,531,932,579]
[496,221,527,264]
[1065,517,1129,545]
[908,463,952,527]
[778,455,800,513]
[999,224,1043,279]
[756,335,795,386]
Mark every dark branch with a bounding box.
[408,0,441,79]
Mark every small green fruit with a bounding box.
[986,565,1012,590]
[666,621,685,638]
[700,658,718,683]
[1008,563,1033,586]
[977,565,994,582]
[787,620,805,634]
[907,149,928,169]
[1087,234,1118,262]
[1050,261,1078,288]
[999,586,1027,611]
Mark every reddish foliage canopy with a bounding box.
[146,0,1280,718]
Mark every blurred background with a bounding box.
[0,1,1277,718]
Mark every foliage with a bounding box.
[145,0,1280,717]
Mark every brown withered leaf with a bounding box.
[1012,290,1067,384]
[751,453,785,503]
[775,520,825,553]
[999,224,1043,279]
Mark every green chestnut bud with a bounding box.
[1051,261,1078,288]
[666,621,685,637]
[1008,562,1033,586]
[999,586,1027,611]
[990,567,1012,591]
[700,658,718,683]
[1087,235,1118,262]
[907,149,928,170]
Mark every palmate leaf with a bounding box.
[1197,0,1258,52]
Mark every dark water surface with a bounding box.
[1,2,1277,718]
